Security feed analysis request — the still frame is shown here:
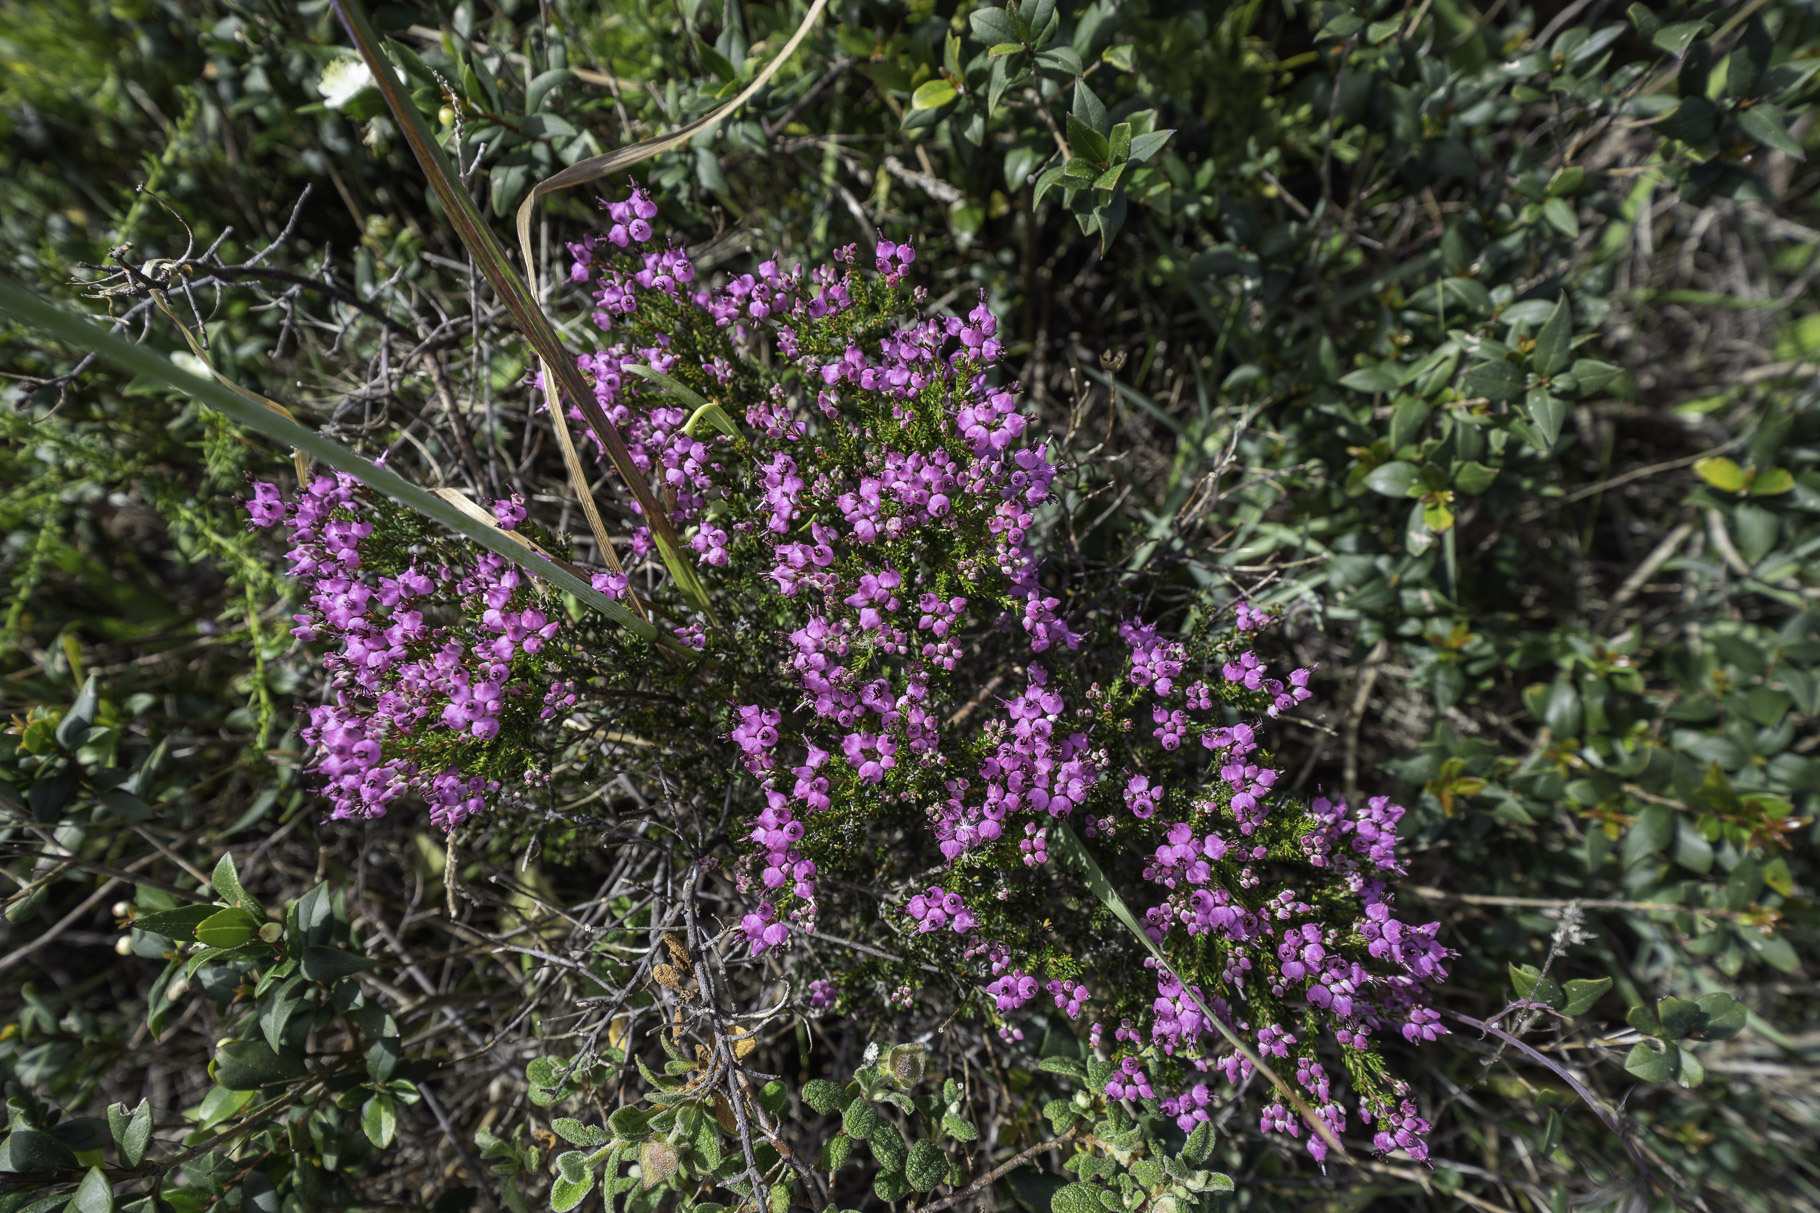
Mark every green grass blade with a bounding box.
[623,365,743,441]
[625,363,713,411]
[0,276,663,646]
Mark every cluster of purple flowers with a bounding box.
[562,205,1104,960]
[1091,617,1450,1161]
[246,475,572,829]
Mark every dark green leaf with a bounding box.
[1026,0,1059,46]
[1737,104,1806,159]
[1051,1182,1102,1213]
[866,1123,906,1172]
[874,1170,912,1203]
[1093,190,1127,253]
[1071,81,1108,136]
[1106,122,1132,163]
[1561,978,1612,1016]
[1508,964,1564,1009]
[242,1169,280,1213]
[1724,18,1774,98]
[1655,96,1717,144]
[1526,389,1566,446]
[210,854,261,916]
[1389,399,1429,449]
[1755,933,1799,973]
[1532,297,1573,377]
[821,1133,855,1172]
[194,907,262,950]
[1542,678,1582,738]
[1182,1119,1215,1165]
[1676,1046,1705,1087]
[1732,504,1778,564]
[213,1040,308,1091]
[1462,359,1525,402]
[98,789,151,822]
[51,1119,109,1153]
[1339,364,1402,394]
[1126,129,1173,163]
[55,675,99,749]
[130,904,215,942]
[361,1094,397,1150]
[301,945,378,982]
[1364,462,1421,498]
[842,1098,880,1141]
[520,113,577,140]
[970,8,1019,45]
[802,1080,848,1114]
[1657,996,1706,1039]
[1453,461,1500,495]
[1541,197,1579,238]
[1650,21,1710,56]
[525,68,573,113]
[1065,113,1109,164]
[1624,804,1675,866]
[1624,1041,1678,1083]
[906,1140,946,1192]
[72,1167,113,1213]
[1695,992,1748,1040]
[1,1128,80,1172]
[1569,358,1620,396]
[259,976,306,1053]
[1004,144,1043,191]
[1317,13,1365,39]
[107,1100,151,1169]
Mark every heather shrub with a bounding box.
[2,1,1817,1212]
[247,193,1450,1179]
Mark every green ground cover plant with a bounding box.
[2,1,1817,1212]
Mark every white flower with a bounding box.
[318,57,374,110]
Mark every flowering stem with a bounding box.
[1049,822,1350,1162]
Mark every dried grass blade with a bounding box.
[509,0,831,626]
[330,0,703,623]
